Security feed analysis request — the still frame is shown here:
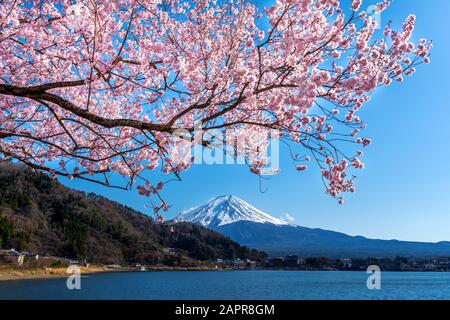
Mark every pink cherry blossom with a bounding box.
[0,0,430,209]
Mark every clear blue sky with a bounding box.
[61,0,450,243]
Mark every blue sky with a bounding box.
[61,0,450,243]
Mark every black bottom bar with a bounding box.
[1,300,448,319]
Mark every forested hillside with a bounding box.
[0,162,265,264]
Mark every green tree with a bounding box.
[63,220,87,258]
[0,215,15,248]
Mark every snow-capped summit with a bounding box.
[175,195,288,228]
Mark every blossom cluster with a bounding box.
[0,0,431,208]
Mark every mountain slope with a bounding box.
[177,196,450,258]
[177,195,288,227]
[0,163,265,264]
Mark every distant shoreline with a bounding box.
[0,266,119,282]
[0,265,238,282]
[3,266,450,282]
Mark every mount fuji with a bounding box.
[176,195,288,228]
[175,195,450,258]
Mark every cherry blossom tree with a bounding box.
[0,0,431,212]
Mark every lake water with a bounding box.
[1,270,450,300]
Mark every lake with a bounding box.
[1,270,450,300]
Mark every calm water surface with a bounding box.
[1,271,450,300]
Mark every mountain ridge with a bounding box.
[176,195,450,258]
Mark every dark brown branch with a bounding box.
[0,83,172,132]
